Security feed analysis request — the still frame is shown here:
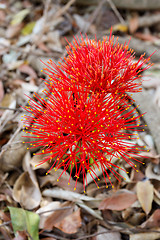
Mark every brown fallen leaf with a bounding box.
[44,202,74,230]
[13,171,41,210]
[99,189,137,211]
[13,152,41,210]
[141,209,160,228]
[36,201,61,229]
[54,208,82,234]
[136,180,154,215]
[18,64,37,80]
[6,23,24,39]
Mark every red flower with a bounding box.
[22,82,146,191]
[41,33,152,96]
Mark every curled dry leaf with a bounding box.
[22,151,40,188]
[141,209,160,228]
[13,171,41,210]
[99,190,137,211]
[136,180,154,215]
[13,152,41,210]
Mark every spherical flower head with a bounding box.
[41,32,152,96]
[22,82,146,190]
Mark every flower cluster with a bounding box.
[22,33,151,191]
[42,34,151,96]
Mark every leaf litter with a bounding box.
[0,0,160,239]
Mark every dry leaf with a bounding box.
[8,60,24,70]
[30,151,50,170]
[18,64,37,79]
[13,152,41,209]
[11,9,30,25]
[37,42,50,53]
[36,201,61,229]
[55,176,83,192]
[130,169,145,182]
[136,180,154,215]
[145,164,160,181]
[22,151,40,188]
[99,190,137,211]
[0,142,27,172]
[54,208,82,234]
[38,166,83,193]
[96,226,121,240]
[43,188,98,202]
[6,23,24,39]
[141,209,160,228]
[44,202,74,230]
[43,188,102,220]
[77,201,102,220]
[13,171,41,210]
[127,212,146,226]
[130,231,160,240]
